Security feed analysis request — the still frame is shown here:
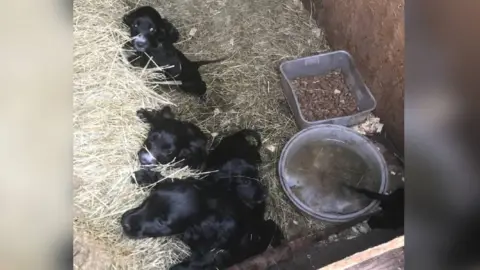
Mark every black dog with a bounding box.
[121,176,209,238]
[122,7,227,100]
[172,218,283,270]
[205,129,264,207]
[155,42,228,99]
[206,129,263,180]
[122,171,283,269]
[170,127,277,269]
[227,219,284,265]
[345,185,404,230]
[122,171,268,238]
[136,106,207,169]
[205,129,265,211]
[129,41,227,100]
[123,6,180,52]
[168,174,280,270]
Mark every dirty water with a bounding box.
[284,139,381,215]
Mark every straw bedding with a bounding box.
[73,0,335,268]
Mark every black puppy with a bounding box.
[123,171,268,238]
[122,171,266,241]
[346,185,404,230]
[122,7,226,100]
[169,178,281,270]
[121,177,209,238]
[136,106,207,169]
[171,218,283,270]
[206,129,262,180]
[158,42,228,99]
[128,41,227,100]
[123,6,180,52]
[122,171,281,269]
[230,219,284,263]
[205,129,265,211]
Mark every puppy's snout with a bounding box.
[120,213,133,233]
[123,222,131,232]
[139,150,156,165]
[133,35,148,51]
[134,39,147,47]
[121,211,140,237]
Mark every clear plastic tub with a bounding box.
[279,50,377,129]
[278,124,388,223]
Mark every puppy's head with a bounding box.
[138,129,179,165]
[213,159,259,180]
[210,159,265,207]
[138,107,207,168]
[138,107,179,165]
[120,186,200,238]
[232,176,267,208]
[123,6,174,52]
[130,16,161,52]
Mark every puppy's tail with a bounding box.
[194,56,230,67]
[342,183,388,201]
[239,129,262,150]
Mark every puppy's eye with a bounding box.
[149,27,155,32]
[134,24,138,28]
[242,179,250,185]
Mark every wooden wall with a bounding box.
[302,0,405,152]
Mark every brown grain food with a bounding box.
[292,71,358,122]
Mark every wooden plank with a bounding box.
[268,228,401,270]
[227,218,369,270]
[347,247,404,270]
[319,236,404,270]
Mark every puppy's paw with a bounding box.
[131,169,158,186]
[130,170,146,185]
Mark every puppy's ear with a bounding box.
[159,106,175,119]
[123,6,151,26]
[122,11,135,26]
[178,148,191,158]
[162,19,180,43]
[189,138,206,150]
[136,108,155,123]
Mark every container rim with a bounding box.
[278,124,388,222]
[279,50,377,128]
[279,50,354,71]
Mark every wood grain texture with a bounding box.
[319,236,404,270]
[347,247,404,270]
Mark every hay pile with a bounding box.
[73,0,331,268]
